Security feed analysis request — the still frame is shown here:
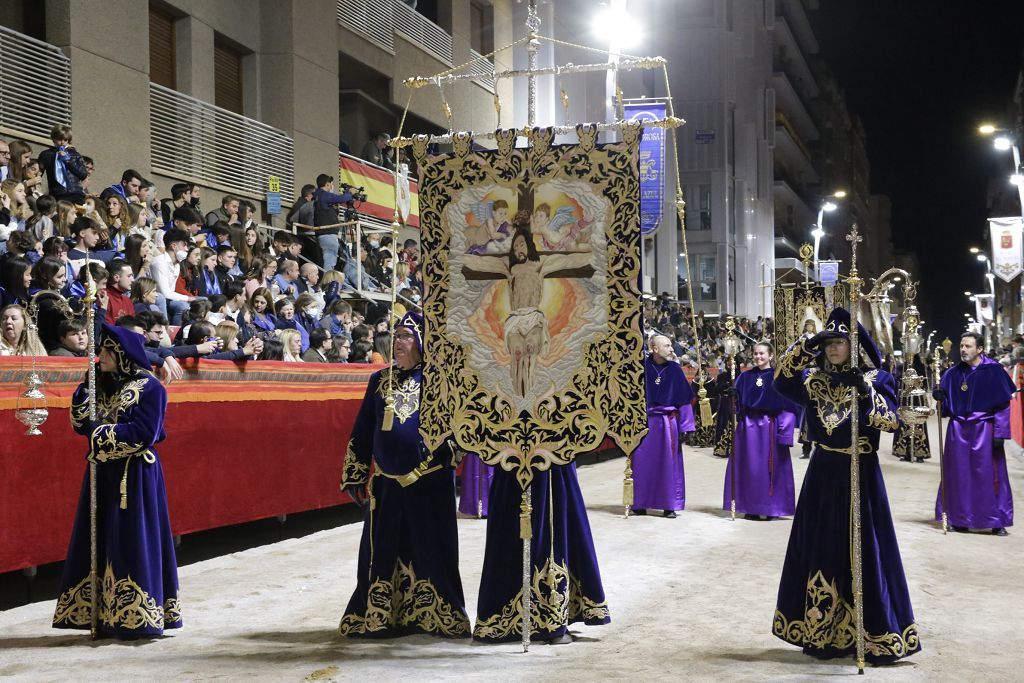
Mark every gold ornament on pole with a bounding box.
[14,368,47,435]
[722,316,743,521]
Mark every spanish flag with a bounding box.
[339,155,420,228]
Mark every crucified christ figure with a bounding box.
[462,213,594,398]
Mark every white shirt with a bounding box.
[150,252,189,302]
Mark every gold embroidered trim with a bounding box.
[775,337,816,380]
[342,442,370,486]
[375,368,420,425]
[806,369,852,436]
[472,558,609,640]
[338,559,470,637]
[892,423,930,457]
[53,561,178,631]
[773,570,919,659]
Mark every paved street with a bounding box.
[1,424,1021,681]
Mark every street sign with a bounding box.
[267,175,281,214]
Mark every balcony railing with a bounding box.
[150,83,294,200]
[468,50,495,92]
[337,0,454,66]
[0,25,71,142]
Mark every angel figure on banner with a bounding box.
[462,211,594,398]
[466,199,513,255]
[532,203,593,252]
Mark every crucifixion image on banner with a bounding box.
[414,125,647,488]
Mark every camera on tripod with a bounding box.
[339,182,368,203]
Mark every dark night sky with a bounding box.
[812,1,1024,340]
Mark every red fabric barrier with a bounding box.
[0,358,381,573]
[1012,393,1024,448]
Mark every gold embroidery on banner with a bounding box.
[472,558,609,640]
[772,570,920,659]
[413,125,648,489]
[53,561,175,631]
[342,442,370,486]
[892,423,930,457]
[338,560,470,637]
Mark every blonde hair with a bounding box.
[321,269,344,286]
[0,304,47,356]
[215,320,240,350]
[1,180,31,220]
[55,200,77,237]
[278,329,302,361]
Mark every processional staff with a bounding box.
[722,317,743,521]
[845,225,867,674]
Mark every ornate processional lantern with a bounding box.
[896,304,933,428]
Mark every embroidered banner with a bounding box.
[412,125,648,488]
[624,102,667,236]
[989,216,1023,283]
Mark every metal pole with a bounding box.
[845,225,866,674]
[521,0,540,653]
[83,251,99,639]
[933,347,948,534]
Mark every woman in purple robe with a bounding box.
[53,323,181,638]
[933,331,1015,535]
[723,342,797,520]
[631,334,695,517]
[771,308,919,664]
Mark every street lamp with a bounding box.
[969,246,981,254]
[812,192,845,280]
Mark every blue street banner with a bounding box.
[819,260,839,286]
[624,101,666,237]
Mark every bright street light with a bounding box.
[832,190,848,199]
[592,3,641,47]
[969,246,981,254]
[995,136,1013,151]
[977,253,988,262]
[822,201,838,212]
[979,124,997,135]
[1011,174,1024,186]
[965,290,972,296]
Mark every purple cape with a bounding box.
[631,357,695,511]
[936,356,1015,528]
[724,367,797,516]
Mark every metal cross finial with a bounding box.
[846,223,862,272]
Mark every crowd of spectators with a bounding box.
[0,125,424,372]
[643,293,775,373]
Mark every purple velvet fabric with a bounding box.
[458,453,493,517]
[631,358,695,511]
[724,368,797,517]
[937,357,1016,529]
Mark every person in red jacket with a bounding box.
[104,258,135,324]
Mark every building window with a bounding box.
[470,1,494,55]
[698,255,717,301]
[214,36,243,114]
[149,6,176,89]
[685,184,712,231]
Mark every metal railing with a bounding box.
[0,25,71,142]
[337,0,394,52]
[337,0,453,66]
[150,83,294,200]
[468,50,495,92]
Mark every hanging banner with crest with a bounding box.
[412,124,648,489]
[989,216,1023,283]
